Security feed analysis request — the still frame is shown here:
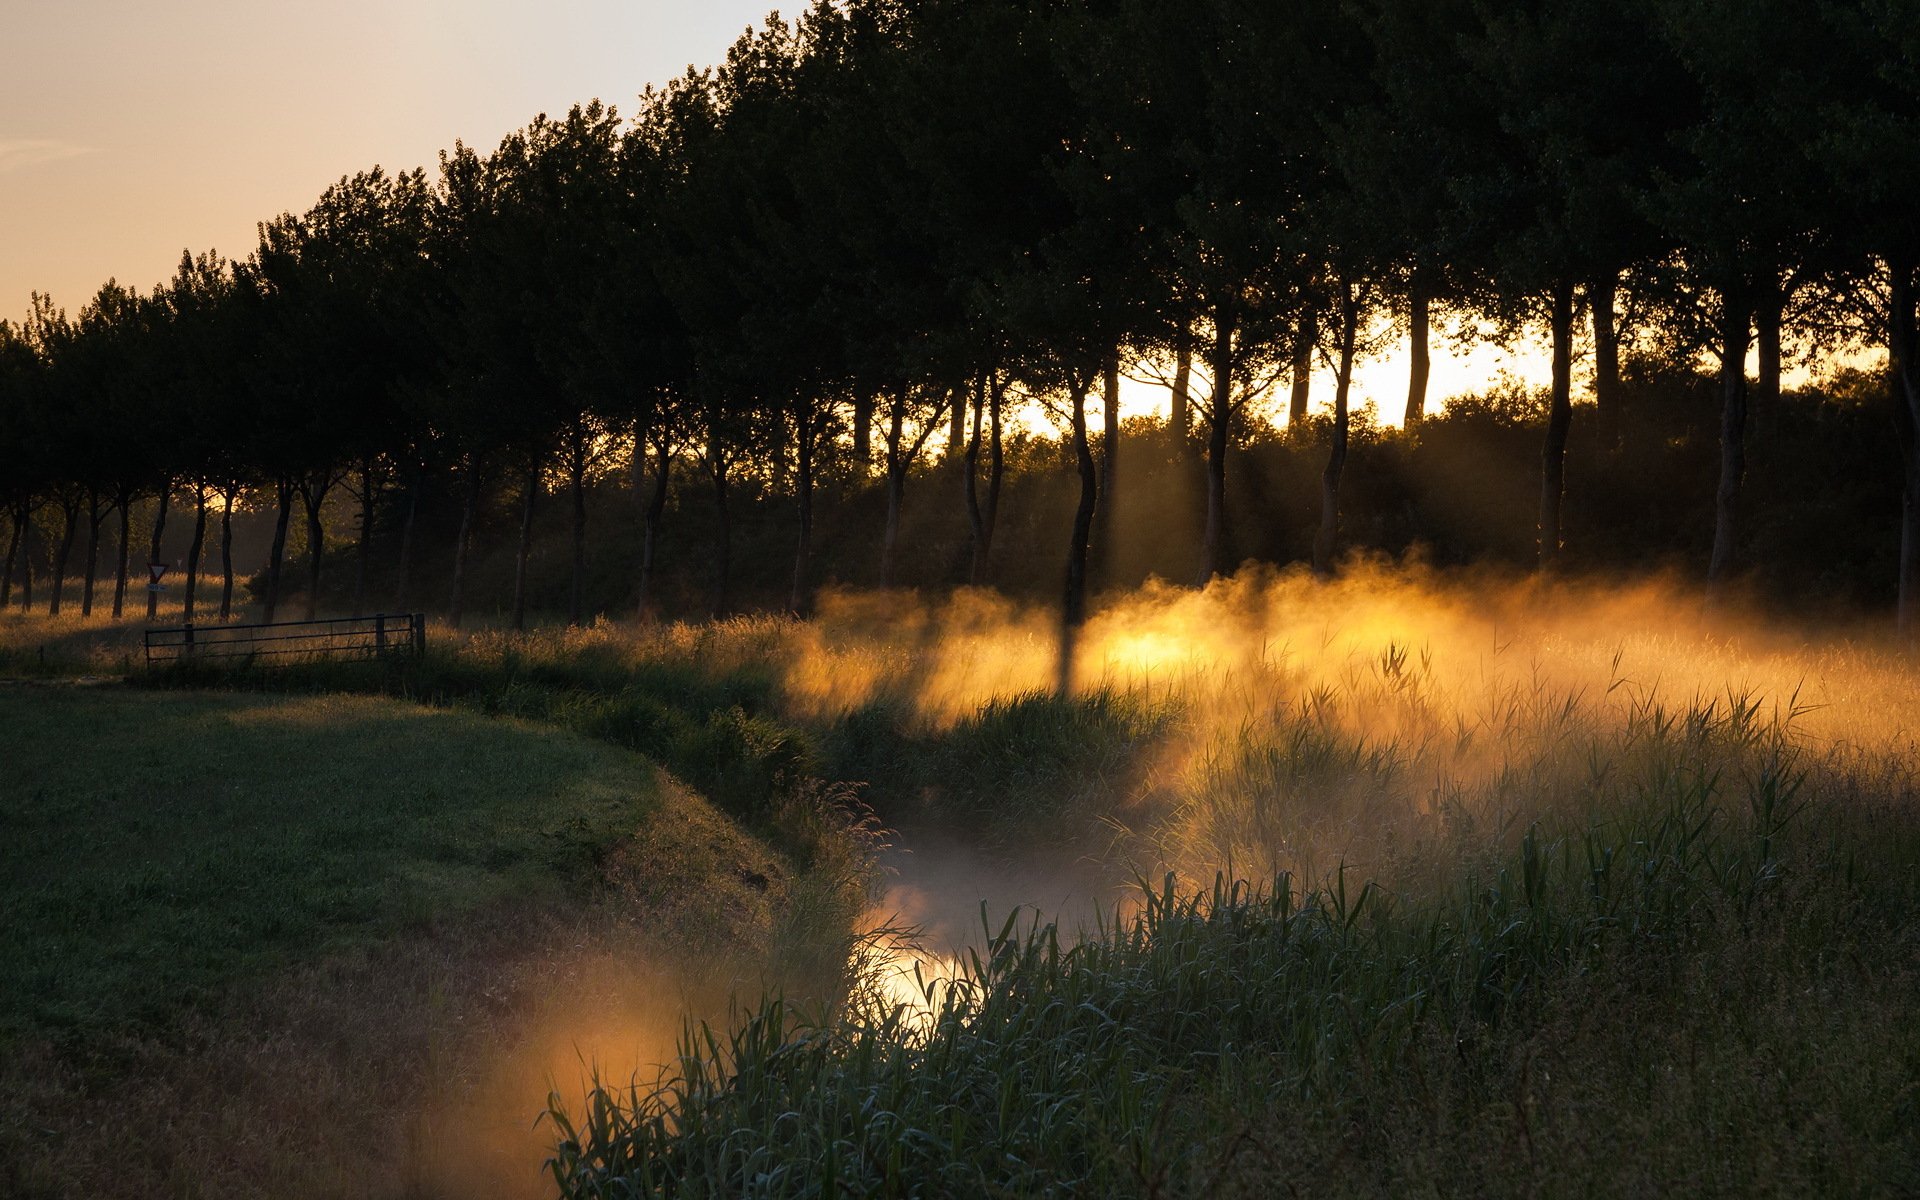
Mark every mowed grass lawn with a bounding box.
[0,683,662,1043]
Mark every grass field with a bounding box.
[1,686,671,1039]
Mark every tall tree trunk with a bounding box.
[512,467,538,632]
[638,439,670,620]
[709,455,731,618]
[183,482,209,622]
[852,389,874,477]
[1170,326,1192,444]
[147,482,173,621]
[1314,282,1360,577]
[352,460,376,619]
[1289,303,1316,429]
[48,497,79,617]
[81,489,103,618]
[1200,304,1236,583]
[300,474,330,622]
[791,406,816,616]
[569,430,588,628]
[1754,278,1783,440]
[219,485,236,620]
[948,386,966,460]
[263,477,291,624]
[1,505,21,609]
[881,389,907,588]
[1060,372,1098,695]
[449,472,480,630]
[393,478,417,612]
[1405,275,1431,427]
[1708,284,1751,585]
[1095,351,1121,582]
[1538,282,1577,569]
[111,489,130,620]
[18,511,32,612]
[1889,259,1918,645]
[965,372,1005,587]
[1591,273,1623,450]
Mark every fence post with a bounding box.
[183,622,195,659]
[412,613,426,658]
[375,614,388,656]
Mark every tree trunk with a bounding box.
[569,430,588,627]
[1708,284,1751,585]
[17,511,32,612]
[183,482,208,622]
[1314,281,1360,577]
[852,389,874,476]
[791,405,816,616]
[1060,372,1098,695]
[300,475,329,622]
[111,490,130,620]
[639,438,670,620]
[1289,303,1316,429]
[965,372,1005,587]
[1405,277,1431,427]
[948,385,966,460]
[1591,273,1622,450]
[965,375,987,584]
[48,498,79,617]
[147,482,173,621]
[512,467,538,632]
[1,505,21,609]
[1200,304,1236,583]
[449,472,480,630]
[1754,279,1783,439]
[80,489,102,618]
[1095,351,1121,582]
[263,478,291,623]
[1889,259,1918,644]
[709,455,731,618]
[881,389,907,588]
[219,485,236,620]
[394,479,417,612]
[352,460,376,619]
[1171,327,1192,444]
[1538,282,1577,569]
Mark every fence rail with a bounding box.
[143,613,427,666]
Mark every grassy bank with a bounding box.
[1,687,672,1041]
[0,684,878,1198]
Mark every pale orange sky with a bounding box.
[1,0,772,323]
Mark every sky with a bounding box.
[1,0,1551,419]
[0,0,772,322]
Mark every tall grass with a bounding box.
[538,593,1920,1197]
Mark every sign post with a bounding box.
[146,562,170,593]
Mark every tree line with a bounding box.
[2,0,1917,639]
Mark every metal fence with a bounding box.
[143,613,427,666]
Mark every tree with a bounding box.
[1460,0,1689,569]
